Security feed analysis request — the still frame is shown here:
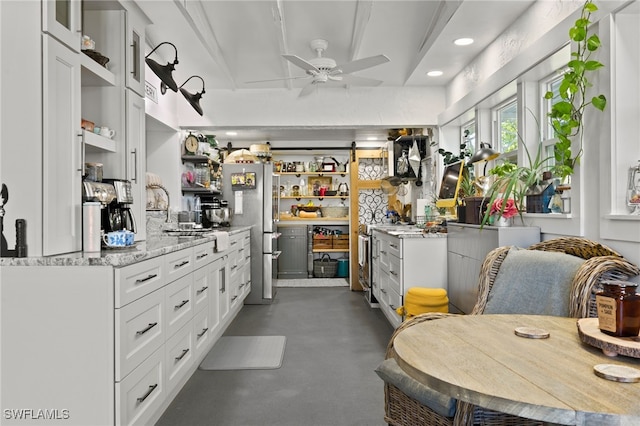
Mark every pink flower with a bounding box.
[490,198,518,219]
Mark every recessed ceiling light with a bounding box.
[427,70,443,77]
[454,38,474,46]
[225,131,237,136]
[366,136,379,141]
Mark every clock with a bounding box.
[184,134,199,154]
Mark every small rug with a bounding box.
[278,278,348,288]
[199,336,286,370]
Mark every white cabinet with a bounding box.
[125,5,147,97]
[1,231,251,425]
[372,230,448,328]
[42,34,82,255]
[126,91,147,241]
[42,0,81,52]
[447,223,541,314]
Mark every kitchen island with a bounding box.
[1,226,251,426]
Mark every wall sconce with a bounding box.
[179,76,206,116]
[145,42,179,94]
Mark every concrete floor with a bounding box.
[155,287,393,426]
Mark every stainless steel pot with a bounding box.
[202,206,233,228]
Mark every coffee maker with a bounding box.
[101,179,136,234]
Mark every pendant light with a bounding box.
[179,76,206,116]
[145,42,179,94]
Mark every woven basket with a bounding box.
[320,206,348,218]
[313,254,337,278]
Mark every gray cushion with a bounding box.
[375,358,456,418]
[484,247,586,316]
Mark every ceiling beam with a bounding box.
[403,0,462,84]
[271,0,295,90]
[174,0,237,89]
[349,0,374,61]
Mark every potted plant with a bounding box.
[482,0,606,225]
[545,0,606,184]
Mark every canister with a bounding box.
[83,202,102,252]
[596,280,640,337]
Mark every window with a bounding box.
[493,99,518,162]
[462,120,476,154]
[541,73,565,171]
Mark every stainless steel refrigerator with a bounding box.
[222,163,281,304]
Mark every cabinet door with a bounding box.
[42,35,82,255]
[126,91,146,240]
[125,9,145,97]
[42,0,81,52]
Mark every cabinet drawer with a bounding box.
[388,288,403,313]
[165,321,194,392]
[165,275,194,338]
[387,237,402,259]
[115,256,164,308]
[115,288,164,381]
[193,241,216,270]
[193,266,210,314]
[388,255,402,295]
[165,247,194,283]
[116,346,165,426]
[193,308,211,358]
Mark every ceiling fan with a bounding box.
[248,39,390,97]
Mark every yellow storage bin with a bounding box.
[396,288,449,319]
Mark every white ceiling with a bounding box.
[137,0,536,140]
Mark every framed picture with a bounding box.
[308,176,332,195]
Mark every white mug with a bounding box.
[100,127,115,139]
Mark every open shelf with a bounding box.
[279,171,348,177]
[84,130,116,152]
[312,249,349,253]
[80,53,116,87]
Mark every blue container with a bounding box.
[336,259,349,278]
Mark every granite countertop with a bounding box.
[0,225,252,268]
[370,224,447,238]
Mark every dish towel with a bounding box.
[358,235,366,266]
[213,231,230,252]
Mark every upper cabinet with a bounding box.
[125,5,147,97]
[42,0,81,52]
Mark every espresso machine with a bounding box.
[99,179,136,234]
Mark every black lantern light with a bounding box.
[179,76,206,116]
[145,42,179,94]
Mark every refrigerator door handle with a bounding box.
[272,250,282,259]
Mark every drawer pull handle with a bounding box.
[390,244,398,248]
[245,256,250,260]
[381,289,387,294]
[390,304,397,310]
[135,274,158,284]
[230,265,238,270]
[174,260,189,268]
[136,384,158,403]
[175,348,190,361]
[390,271,398,276]
[136,322,158,336]
[196,286,208,294]
[197,328,209,338]
[230,241,238,245]
[380,250,387,254]
[231,295,238,301]
[174,299,189,310]
[197,253,209,259]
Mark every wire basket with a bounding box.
[415,215,440,228]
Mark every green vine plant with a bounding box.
[545,0,606,182]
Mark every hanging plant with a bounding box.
[545,0,606,182]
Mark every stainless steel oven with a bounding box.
[358,226,378,307]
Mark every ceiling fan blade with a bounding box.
[340,74,383,86]
[245,76,310,84]
[298,82,317,97]
[332,54,390,75]
[283,54,320,73]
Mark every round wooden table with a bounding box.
[393,314,640,425]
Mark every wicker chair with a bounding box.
[381,237,640,426]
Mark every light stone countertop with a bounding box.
[0,225,252,268]
[370,224,447,238]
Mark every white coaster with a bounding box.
[514,326,550,339]
[594,364,640,383]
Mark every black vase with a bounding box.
[456,204,466,223]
